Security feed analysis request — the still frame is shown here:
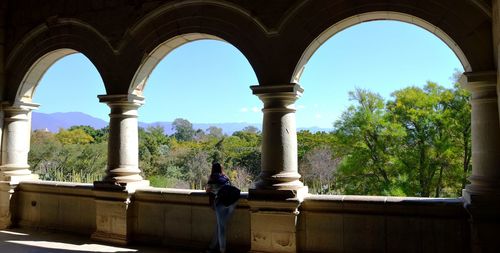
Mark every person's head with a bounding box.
[211,162,223,175]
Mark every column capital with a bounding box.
[459,71,497,92]
[251,84,303,111]
[250,83,304,96]
[1,101,39,113]
[98,94,144,107]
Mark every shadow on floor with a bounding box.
[0,228,197,253]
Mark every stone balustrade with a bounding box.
[12,181,468,253]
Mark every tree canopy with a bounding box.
[29,81,471,197]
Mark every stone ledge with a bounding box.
[302,194,466,217]
[134,187,249,207]
[17,181,94,197]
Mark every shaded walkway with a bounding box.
[0,228,196,253]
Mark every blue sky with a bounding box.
[35,21,463,128]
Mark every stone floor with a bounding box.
[0,228,197,253]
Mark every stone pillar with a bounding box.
[460,72,500,253]
[249,83,308,199]
[0,102,39,182]
[95,94,149,190]
[92,94,148,245]
[0,102,38,229]
[0,0,5,100]
[248,84,308,253]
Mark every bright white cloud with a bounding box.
[315,113,322,119]
[297,105,305,109]
[240,107,249,112]
[252,106,260,112]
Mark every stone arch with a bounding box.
[129,33,224,96]
[272,0,493,84]
[119,1,269,94]
[14,48,77,104]
[5,18,114,104]
[291,12,472,83]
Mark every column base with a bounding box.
[463,189,500,253]
[249,186,308,201]
[94,180,150,193]
[248,186,308,253]
[248,198,303,253]
[0,182,18,229]
[92,189,136,245]
[0,173,38,184]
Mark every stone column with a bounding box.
[92,94,148,245]
[249,83,308,199]
[0,102,39,182]
[0,102,38,229]
[460,72,500,253]
[248,84,308,253]
[95,94,149,190]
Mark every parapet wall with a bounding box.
[14,181,96,234]
[299,195,470,253]
[11,181,470,253]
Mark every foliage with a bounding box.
[55,128,94,145]
[30,129,106,183]
[29,81,471,197]
[334,88,405,195]
[172,118,195,141]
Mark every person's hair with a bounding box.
[211,162,223,175]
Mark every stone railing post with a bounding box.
[92,94,149,245]
[460,71,500,252]
[248,83,308,253]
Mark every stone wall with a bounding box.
[298,195,470,253]
[14,181,96,234]
[132,188,251,251]
[11,182,470,252]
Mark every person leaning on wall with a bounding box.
[204,162,240,253]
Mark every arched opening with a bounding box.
[130,33,223,96]
[292,12,471,83]
[134,35,260,190]
[295,18,467,197]
[16,49,77,104]
[25,51,108,183]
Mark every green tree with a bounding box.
[30,130,62,171]
[297,130,336,163]
[334,88,404,195]
[450,84,472,190]
[182,149,211,189]
[172,118,195,141]
[67,125,108,143]
[387,82,455,196]
[55,128,94,145]
[206,126,224,139]
[139,126,170,177]
[242,126,260,134]
[30,129,106,183]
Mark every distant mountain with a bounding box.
[32,112,108,132]
[32,112,332,134]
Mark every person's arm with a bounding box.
[208,192,215,209]
[206,183,215,209]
